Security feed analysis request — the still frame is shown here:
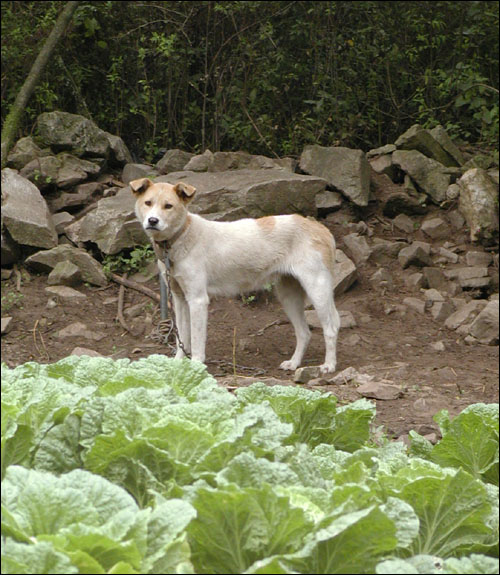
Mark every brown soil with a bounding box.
[2,208,498,441]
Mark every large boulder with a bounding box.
[156,149,194,174]
[25,244,107,286]
[468,300,499,344]
[36,111,131,166]
[20,153,101,190]
[184,150,294,173]
[458,168,499,246]
[395,124,459,167]
[6,136,50,170]
[65,187,147,255]
[392,150,454,204]
[1,168,57,249]
[299,145,370,206]
[159,168,327,220]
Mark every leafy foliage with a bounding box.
[1,1,498,159]
[1,355,499,574]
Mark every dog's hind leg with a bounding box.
[275,275,311,371]
[299,271,340,374]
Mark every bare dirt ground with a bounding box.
[2,208,498,441]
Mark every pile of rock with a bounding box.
[1,111,498,346]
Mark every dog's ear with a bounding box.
[130,178,154,196]
[173,182,196,203]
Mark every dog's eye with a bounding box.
[144,200,152,206]
[164,203,173,210]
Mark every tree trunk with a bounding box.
[1,1,80,168]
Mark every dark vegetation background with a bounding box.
[1,1,499,161]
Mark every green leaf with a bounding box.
[1,538,78,575]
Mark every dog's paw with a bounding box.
[319,363,336,375]
[279,360,299,371]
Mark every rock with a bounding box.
[343,233,371,265]
[333,249,357,295]
[315,190,343,215]
[184,149,213,171]
[70,347,103,357]
[444,300,487,330]
[66,187,147,254]
[398,241,433,268]
[299,145,370,206]
[156,149,194,174]
[446,183,461,200]
[444,266,490,290]
[293,366,320,383]
[160,169,326,220]
[185,150,293,173]
[1,228,21,266]
[356,380,403,400]
[366,144,396,158]
[36,111,111,158]
[47,261,82,286]
[1,317,13,335]
[403,297,426,314]
[382,190,428,217]
[392,150,452,204]
[458,168,499,246]
[122,163,158,185]
[430,301,455,322]
[405,272,425,289]
[104,132,133,166]
[20,153,101,190]
[55,321,105,341]
[429,125,465,166]
[330,366,360,384]
[420,217,451,240]
[370,268,394,289]
[395,124,458,166]
[423,288,445,303]
[369,154,395,179]
[1,168,58,249]
[465,251,493,267]
[46,181,103,213]
[430,341,446,352]
[7,136,50,170]
[468,300,499,344]
[45,285,87,299]
[392,214,415,234]
[26,244,107,286]
[436,247,459,264]
[369,239,406,265]
[423,267,452,292]
[52,212,74,234]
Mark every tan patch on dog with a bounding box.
[257,216,276,232]
[294,215,335,274]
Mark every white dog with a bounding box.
[131,178,340,373]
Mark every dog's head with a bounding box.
[130,178,196,240]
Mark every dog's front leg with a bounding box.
[187,293,209,364]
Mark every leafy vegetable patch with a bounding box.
[1,355,498,574]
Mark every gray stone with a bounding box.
[392,214,415,234]
[70,347,103,357]
[366,144,396,158]
[468,300,499,344]
[370,268,394,289]
[104,132,133,166]
[184,149,213,171]
[1,228,21,266]
[20,153,101,190]
[45,285,87,299]
[430,301,455,322]
[369,239,406,265]
[1,317,13,335]
[315,190,343,214]
[445,300,487,330]
[343,233,371,265]
[122,163,158,185]
[429,125,465,166]
[458,168,499,246]
[423,288,445,303]
[293,366,320,383]
[398,241,433,268]
[356,380,403,400]
[36,111,111,158]
[436,247,459,264]
[26,244,107,286]
[52,212,74,234]
[403,297,426,314]
[299,145,370,206]
[333,249,357,295]
[55,321,105,340]
[156,149,194,174]
[47,261,82,286]
[381,190,429,217]
[405,272,425,289]
[423,267,451,292]
[395,124,458,166]
[392,150,452,203]
[369,154,395,179]
[47,182,102,213]
[444,266,490,289]
[1,168,57,249]
[465,251,493,267]
[420,217,451,240]
[7,136,50,170]
[446,183,461,200]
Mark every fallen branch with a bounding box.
[116,272,132,333]
[109,272,160,303]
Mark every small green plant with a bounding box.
[102,245,154,275]
[1,289,24,312]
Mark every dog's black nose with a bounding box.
[148,217,159,227]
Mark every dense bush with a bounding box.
[1,1,499,159]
